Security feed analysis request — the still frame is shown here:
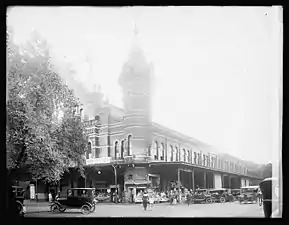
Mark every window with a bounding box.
[171,145,174,161]
[197,153,201,165]
[128,174,133,180]
[175,147,179,161]
[128,134,132,156]
[160,143,165,160]
[86,142,92,159]
[121,140,125,159]
[187,150,190,163]
[194,152,197,164]
[203,154,206,166]
[182,149,186,162]
[154,141,158,160]
[114,141,119,159]
[207,154,210,167]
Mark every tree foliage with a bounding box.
[6,27,88,183]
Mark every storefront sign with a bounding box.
[86,157,112,165]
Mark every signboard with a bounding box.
[86,157,111,165]
[83,119,100,128]
[30,184,35,199]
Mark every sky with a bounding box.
[7,6,282,164]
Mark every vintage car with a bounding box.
[192,189,213,204]
[12,186,26,217]
[239,186,259,204]
[95,193,110,202]
[230,189,241,201]
[208,188,234,203]
[50,188,96,215]
[259,177,281,218]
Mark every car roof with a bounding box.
[209,188,227,191]
[241,186,259,189]
[261,177,277,183]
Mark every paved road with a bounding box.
[26,201,264,218]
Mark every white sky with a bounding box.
[7,6,282,164]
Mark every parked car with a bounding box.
[259,177,280,218]
[50,188,96,215]
[208,188,234,203]
[12,186,26,217]
[239,186,259,204]
[95,193,110,202]
[230,189,241,201]
[192,189,213,204]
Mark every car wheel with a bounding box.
[220,197,226,203]
[206,198,212,204]
[81,205,91,215]
[59,207,66,212]
[50,204,59,213]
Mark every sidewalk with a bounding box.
[24,200,51,214]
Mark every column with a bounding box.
[192,169,195,191]
[222,175,225,188]
[212,173,215,189]
[204,171,207,189]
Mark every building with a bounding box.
[65,26,262,202]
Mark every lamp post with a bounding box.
[112,164,118,203]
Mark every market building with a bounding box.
[61,27,262,202]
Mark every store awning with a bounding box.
[124,180,151,185]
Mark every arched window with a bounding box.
[160,143,165,160]
[182,149,186,162]
[193,152,197,164]
[86,142,92,159]
[175,147,179,161]
[128,134,132,156]
[121,140,125,159]
[154,141,158,160]
[80,108,83,119]
[114,141,118,159]
[170,145,174,161]
[203,154,206,166]
[187,150,190,163]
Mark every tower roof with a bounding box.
[118,23,149,87]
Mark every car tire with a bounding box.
[81,205,91,215]
[50,204,60,213]
[59,207,66,212]
[220,197,226,203]
[206,198,212,204]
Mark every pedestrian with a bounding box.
[149,193,154,210]
[142,190,149,211]
[186,192,191,206]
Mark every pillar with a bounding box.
[222,175,225,188]
[204,171,207,189]
[192,169,195,191]
[212,173,215,189]
[177,168,180,188]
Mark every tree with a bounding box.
[6,27,88,184]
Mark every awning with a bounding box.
[124,180,151,185]
[18,181,30,189]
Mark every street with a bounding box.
[26,201,264,218]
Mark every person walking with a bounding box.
[142,190,149,211]
[186,191,192,206]
[149,192,154,210]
